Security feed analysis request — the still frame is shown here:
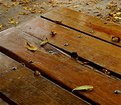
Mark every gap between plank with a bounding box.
[22,31,121,80]
[41,16,121,48]
[0,92,17,105]
[0,48,98,105]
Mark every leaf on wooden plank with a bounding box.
[40,38,48,46]
[72,85,93,92]
[25,42,37,52]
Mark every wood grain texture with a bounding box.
[42,7,121,47]
[0,29,121,105]
[17,17,121,75]
[0,52,89,105]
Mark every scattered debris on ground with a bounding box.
[0,0,121,31]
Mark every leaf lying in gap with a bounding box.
[40,38,48,46]
[72,85,93,92]
[25,42,37,52]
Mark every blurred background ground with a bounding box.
[0,0,121,105]
[0,0,121,32]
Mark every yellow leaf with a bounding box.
[0,24,3,30]
[114,17,121,20]
[19,12,28,15]
[30,9,37,13]
[72,85,93,92]
[40,38,48,46]
[23,6,31,11]
[25,42,37,52]
[8,18,18,25]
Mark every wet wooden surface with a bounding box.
[0,8,121,105]
[0,52,89,105]
[42,7,121,47]
[18,17,121,76]
[0,28,121,105]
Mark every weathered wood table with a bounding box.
[0,7,121,105]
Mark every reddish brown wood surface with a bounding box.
[0,28,121,105]
[42,7,121,47]
[0,52,89,105]
[18,17,121,76]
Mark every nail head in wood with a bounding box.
[111,36,120,43]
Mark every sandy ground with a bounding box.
[0,0,121,32]
[0,0,121,104]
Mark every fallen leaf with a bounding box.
[0,24,3,30]
[19,12,28,15]
[37,10,42,13]
[72,85,93,92]
[30,8,37,13]
[11,2,19,6]
[107,11,121,22]
[40,38,48,46]
[116,12,121,17]
[114,17,121,20]
[8,18,18,25]
[23,6,31,11]
[25,42,37,52]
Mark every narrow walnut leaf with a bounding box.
[40,38,48,46]
[72,85,93,92]
[25,42,37,52]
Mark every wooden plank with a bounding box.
[0,28,121,105]
[0,52,89,105]
[0,52,23,75]
[0,98,9,105]
[0,27,15,37]
[41,7,121,47]
[17,17,121,76]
